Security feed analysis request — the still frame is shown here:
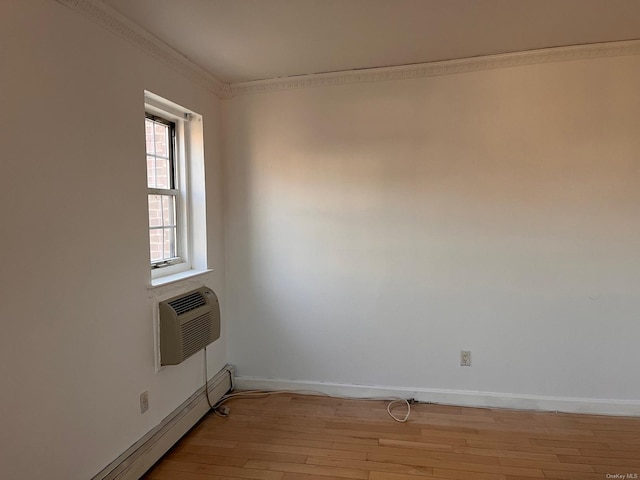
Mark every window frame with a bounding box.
[145,97,192,280]
[146,112,180,269]
[144,91,209,287]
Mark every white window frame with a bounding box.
[146,112,182,269]
[144,91,208,285]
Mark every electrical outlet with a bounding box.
[140,391,149,414]
[460,350,471,366]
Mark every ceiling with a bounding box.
[102,0,640,84]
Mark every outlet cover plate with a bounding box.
[140,391,149,414]
[460,350,471,366]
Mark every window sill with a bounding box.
[147,269,213,297]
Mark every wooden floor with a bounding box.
[144,393,640,480]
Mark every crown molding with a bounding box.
[229,39,640,97]
[53,0,229,97]
[51,0,640,100]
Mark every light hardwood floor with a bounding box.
[143,393,640,480]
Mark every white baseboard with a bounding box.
[235,376,640,417]
[92,365,234,480]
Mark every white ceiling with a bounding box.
[102,0,640,84]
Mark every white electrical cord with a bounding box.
[212,388,412,423]
[204,350,412,422]
[385,398,412,423]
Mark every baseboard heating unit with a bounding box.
[91,364,233,480]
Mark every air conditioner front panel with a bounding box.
[159,287,220,366]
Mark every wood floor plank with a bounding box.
[579,448,640,458]
[452,446,559,462]
[244,459,368,479]
[378,438,454,452]
[218,412,329,427]
[169,451,248,467]
[409,411,499,424]
[231,442,367,461]
[430,468,508,480]
[305,456,434,476]
[198,424,380,446]
[464,440,580,456]
[497,457,594,472]
[329,442,501,465]
[420,428,535,444]
[368,473,451,480]
[530,438,611,450]
[541,471,613,480]
[280,474,357,480]
[325,419,424,435]
[145,469,247,480]
[380,432,468,446]
[154,459,284,479]
[176,444,308,464]
[558,454,640,467]
[606,442,640,452]
[365,452,545,477]
[196,430,334,449]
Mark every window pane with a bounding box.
[154,158,170,189]
[162,195,175,226]
[145,119,155,156]
[154,123,169,158]
[145,117,173,189]
[163,227,176,259]
[147,155,156,188]
[147,156,172,189]
[149,194,176,228]
[148,194,162,227]
[149,229,164,263]
[150,227,177,263]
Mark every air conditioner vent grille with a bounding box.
[180,312,212,360]
[167,291,206,315]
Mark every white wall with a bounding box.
[0,1,226,478]
[224,55,640,406]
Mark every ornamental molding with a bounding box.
[53,0,639,99]
[229,40,640,97]
[54,0,229,97]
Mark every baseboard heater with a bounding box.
[91,365,233,480]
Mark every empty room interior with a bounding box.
[1,1,640,479]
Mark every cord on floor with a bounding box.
[213,387,412,423]
[203,351,412,422]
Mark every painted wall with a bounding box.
[224,55,640,405]
[0,1,226,478]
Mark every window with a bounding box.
[146,114,178,267]
[144,91,208,283]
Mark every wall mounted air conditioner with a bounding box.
[159,287,220,366]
